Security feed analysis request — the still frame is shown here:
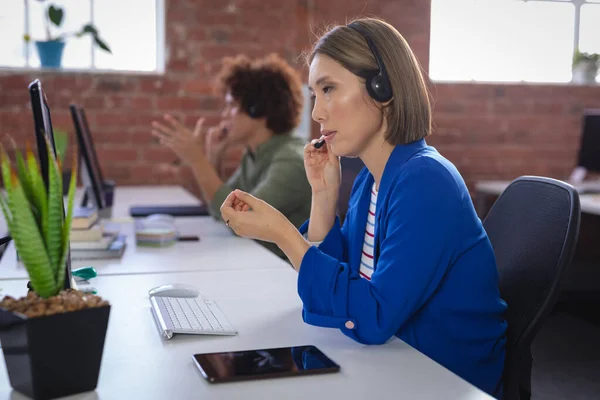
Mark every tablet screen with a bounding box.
[193,345,340,383]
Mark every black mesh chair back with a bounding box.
[483,176,581,400]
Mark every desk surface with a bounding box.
[0,186,286,279]
[0,270,493,400]
[0,217,286,279]
[475,180,600,216]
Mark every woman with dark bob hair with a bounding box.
[220,18,507,397]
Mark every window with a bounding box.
[0,0,165,72]
[429,0,600,83]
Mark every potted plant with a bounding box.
[572,49,599,85]
[23,1,111,68]
[0,139,111,400]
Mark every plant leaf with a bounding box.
[14,150,42,221]
[94,36,111,53]
[48,5,64,27]
[26,145,48,254]
[81,24,98,35]
[7,172,56,298]
[57,151,78,290]
[0,145,13,196]
[0,147,14,228]
[53,129,68,161]
[0,193,13,233]
[44,136,63,283]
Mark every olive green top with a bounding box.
[209,133,311,259]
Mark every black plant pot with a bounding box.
[0,305,111,400]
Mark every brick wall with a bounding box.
[1,0,599,198]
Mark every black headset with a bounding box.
[246,101,264,118]
[347,22,393,103]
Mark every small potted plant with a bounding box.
[572,49,599,85]
[23,1,111,68]
[0,139,111,400]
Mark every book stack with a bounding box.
[69,206,127,260]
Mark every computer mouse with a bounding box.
[148,283,201,298]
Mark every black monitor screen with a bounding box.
[28,79,72,289]
[80,107,106,184]
[69,104,105,210]
[578,111,600,173]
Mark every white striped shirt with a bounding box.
[360,182,377,280]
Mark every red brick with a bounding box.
[81,96,106,109]
[183,79,215,95]
[194,11,238,26]
[95,131,131,144]
[105,96,130,109]
[131,130,158,146]
[130,96,155,110]
[141,146,179,163]
[156,96,201,111]
[96,147,139,164]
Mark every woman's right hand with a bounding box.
[304,139,341,195]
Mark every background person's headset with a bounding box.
[246,101,265,118]
[347,21,394,103]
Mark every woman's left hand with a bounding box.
[220,190,292,244]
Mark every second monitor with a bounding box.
[69,104,114,218]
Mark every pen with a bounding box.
[314,136,326,149]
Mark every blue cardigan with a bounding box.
[297,139,507,396]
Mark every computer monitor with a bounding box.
[29,79,73,289]
[577,110,600,172]
[568,110,600,187]
[79,107,106,184]
[69,104,106,211]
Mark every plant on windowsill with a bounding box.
[23,1,112,69]
[0,139,111,400]
[572,49,599,85]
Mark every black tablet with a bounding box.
[193,345,340,383]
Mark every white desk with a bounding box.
[0,217,286,279]
[0,185,200,232]
[475,180,600,217]
[0,186,287,279]
[0,270,493,400]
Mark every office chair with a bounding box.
[482,176,581,400]
[338,157,365,223]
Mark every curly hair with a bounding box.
[215,53,304,135]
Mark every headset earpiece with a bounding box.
[348,22,393,103]
[246,102,264,119]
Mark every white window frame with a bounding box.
[14,0,166,74]
[430,0,599,83]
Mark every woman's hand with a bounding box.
[220,190,291,244]
[152,114,207,166]
[304,139,341,195]
[221,190,312,270]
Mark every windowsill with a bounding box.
[430,78,600,87]
[0,66,165,76]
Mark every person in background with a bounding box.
[219,18,507,398]
[151,53,311,259]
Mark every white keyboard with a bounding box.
[150,296,237,339]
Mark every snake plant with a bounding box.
[0,139,77,298]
